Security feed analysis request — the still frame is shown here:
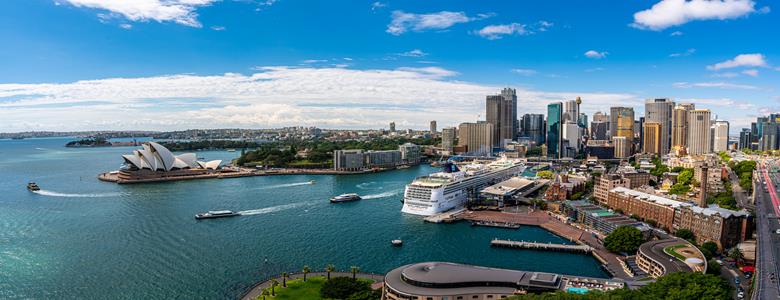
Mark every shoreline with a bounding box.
[240,271,385,300]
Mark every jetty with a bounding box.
[470,220,521,229]
[491,239,593,254]
[423,208,467,223]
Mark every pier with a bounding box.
[491,239,593,254]
[470,220,521,229]
[423,208,466,223]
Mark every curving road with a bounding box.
[752,162,780,300]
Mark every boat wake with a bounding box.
[257,181,315,190]
[361,191,400,199]
[239,202,305,216]
[356,182,381,190]
[33,190,123,198]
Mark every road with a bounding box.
[752,162,780,300]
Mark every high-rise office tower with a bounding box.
[613,136,630,159]
[485,88,517,148]
[457,122,494,156]
[590,121,609,140]
[429,121,437,136]
[563,122,581,157]
[637,117,645,152]
[672,103,694,150]
[761,122,779,151]
[610,107,634,139]
[520,113,545,145]
[547,102,563,159]
[563,98,580,124]
[645,98,674,154]
[643,122,662,154]
[712,121,729,153]
[578,113,588,129]
[441,127,456,152]
[593,111,609,123]
[739,128,752,150]
[390,122,396,133]
[687,109,712,155]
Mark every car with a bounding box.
[716,260,724,265]
[737,291,744,299]
[775,229,780,234]
[745,273,751,279]
[735,278,741,284]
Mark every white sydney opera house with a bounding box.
[122,142,222,171]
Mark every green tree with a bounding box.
[350,266,360,279]
[261,288,270,300]
[346,289,383,300]
[603,226,644,254]
[537,170,554,179]
[302,265,311,282]
[706,258,721,275]
[281,272,288,287]
[320,277,370,299]
[638,272,731,300]
[675,229,695,242]
[677,169,694,185]
[729,248,744,262]
[325,264,335,280]
[701,241,719,256]
[270,279,279,296]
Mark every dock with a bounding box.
[423,208,466,223]
[491,239,593,254]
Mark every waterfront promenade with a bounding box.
[240,271,385,300]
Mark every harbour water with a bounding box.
[0,137,607,299]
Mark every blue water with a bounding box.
[0,137,607,299]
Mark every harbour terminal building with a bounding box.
[382,262,624,300]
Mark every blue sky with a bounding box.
[0,0,778,132]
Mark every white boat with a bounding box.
[195,210,241,219]
[330,193,361,203]
[400,158,524,216]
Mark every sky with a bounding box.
[0,0,778,133]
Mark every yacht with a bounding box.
[401,158,525,216]
[27,182,40,191]
[330,193,361,203]
[195,210,241,219]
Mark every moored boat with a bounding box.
[330,193,361,203]
[195,210,241,219]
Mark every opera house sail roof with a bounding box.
[121,142,222,171]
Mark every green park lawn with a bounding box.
[663,244,687,261]
[258,276,375,300]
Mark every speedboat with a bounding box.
[195,210,241,220]
[27,182,40,191]
[330,193,361,203]
[309,180,316,184]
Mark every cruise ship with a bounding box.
[401,158,525,216]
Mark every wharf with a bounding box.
[423,208,466,223]
[98,166,406,184]
[470,220,521,229]
[491,239,593,253]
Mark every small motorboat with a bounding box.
[309,180,316,184]
[391,239,403,247]
[195,210,241,220]
[27,182,40,191]
[330,193,361,203]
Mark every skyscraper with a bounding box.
[613,136,629,159]
[761,122,779,151]
[738,128,752,150]
[592,111,609,123]
[643,122,662,154]
[645,98,674,154]
[547,102,563,159]
[441,127,456,152]
[712,121,729,153]
[578,113,588,129]
[389,122,396,133]
[610,107,634,155]
[458,122,494,156]
[590,121,609,140]
[687,109,712,155]
[485,88,517,148]
[563,99,580,124]
[520,113,545,145]
[672,103,694,150]
[429,120,437,136]
[563,122,581,157]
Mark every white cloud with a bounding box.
[395,66,459,78]
[631,0,758,31]
[511,69,537,76]
[707,53,768,70]
[399,49,428,57]
[673,81,758,89]
[742,69,759,77]
[119,23,132,29]
[61,0,219,27]
[371,1,386,11]
[669,48,696,57]
[584,50,608,59]
[302,59,328,64]
[670,30,684,36]
[0,67,640,132]
[684,98,755,110]
[386,11,474,35]
[585,67,605,72]
[210,25,226,31]
[711,72,740,78]
[476,23,528,40]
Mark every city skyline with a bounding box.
[1,0,778,132]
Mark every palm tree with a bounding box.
[271,279,279,296]
[281,272,288,287]
[325,264,335,280]
[302,265,311,282]
[261,288,270,300]
[350,266,360,279]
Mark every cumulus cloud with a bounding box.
[742,69,759,77]
[371,1,386,11]
[476,23,528,40]
[673,81,758,89]
[386,11,478,35]
[707,53,768,70]
[398,49,428,57]
[670,30,684,36]
[0,67,640,132]
[631,0,759,31]
[669,48,696,57]
[60,0,219,27]
[584,50,608,59]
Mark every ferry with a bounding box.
[27,182,40,191]
[401,157,525,216]
[195,210,241,219]
[330,193,361,203]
